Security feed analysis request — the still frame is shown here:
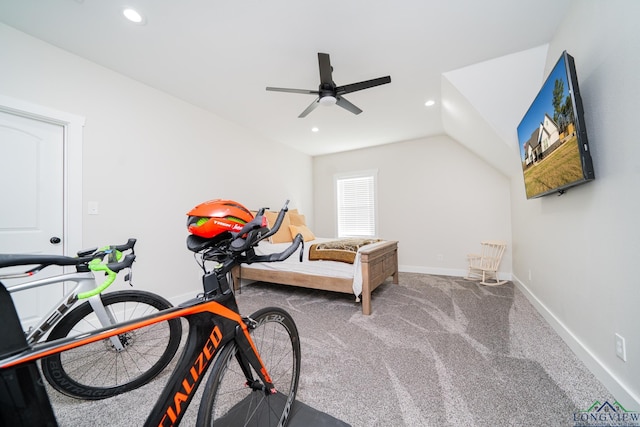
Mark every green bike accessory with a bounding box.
[77,247,123,299]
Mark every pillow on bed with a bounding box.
[289,211,306,226]
[264,211,293,243]
[289,224,315,241]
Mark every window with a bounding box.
[335,170,377,238]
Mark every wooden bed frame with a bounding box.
[231,240,399,315]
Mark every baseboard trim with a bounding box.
[399,265,512,282]
[399,265,467,277]
[512,274,640,409]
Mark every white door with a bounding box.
[0,110,65,328]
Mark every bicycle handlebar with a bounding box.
[0,239,137,298]
[247,200,289,243]
[111,238,137,253]
[0,254,83,269]
[229,200,304,265]
[196,200,304,271]
[228,200,290,254]
[79,253,136,299]
[0,238,137,270]
[245,233,305,264]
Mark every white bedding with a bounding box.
[241,238,388,298]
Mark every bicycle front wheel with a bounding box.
[41,290,182,400]
[197,306,301,427]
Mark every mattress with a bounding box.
[240,237,388,297]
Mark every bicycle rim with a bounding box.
[197,306,301,427]
[41,290,182,400]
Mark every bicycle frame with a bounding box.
[0,273,275,427]
[1,239,138,353]
[5,270,128,351]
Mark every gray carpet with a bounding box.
[49,273,613,426]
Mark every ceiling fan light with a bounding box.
[319,96,337,106]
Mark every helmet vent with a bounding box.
[227,216,247,225]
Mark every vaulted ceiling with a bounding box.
[0,0,570,158]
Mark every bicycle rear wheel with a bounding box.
[41,290,182,400]
[197,306,301,427]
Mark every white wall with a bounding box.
[0,23,313,301]
[313,135,512,278]
[441,45,550,179]
[4,0,637,407]
[510,0,640,407]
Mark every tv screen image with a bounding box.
[517,51,594,199]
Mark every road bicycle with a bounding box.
[0,201,304,426]
[0,238,183,400]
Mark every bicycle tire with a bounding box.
[41,290,182,400]
[197,306,301,427]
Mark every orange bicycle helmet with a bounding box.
[186,199,254,238]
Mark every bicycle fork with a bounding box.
[10,272,125,351]
[235,316,277,395]
[7,272,107,345]
[87,295,126,352]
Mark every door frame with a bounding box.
[0,94,85,262]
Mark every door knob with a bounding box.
[50,236,62,244]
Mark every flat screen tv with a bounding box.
[517,50,594,199]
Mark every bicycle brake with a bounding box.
[243,316,258,330]
[245,379,277,395]
[245,379,265,392]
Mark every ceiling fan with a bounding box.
[266,52,391,118]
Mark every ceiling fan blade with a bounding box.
[335,96,362,115]
[268,53,389,118]
[299,98,320,118]
[266,87,319,95]
[336,76,391,95]
[318,53,333,86]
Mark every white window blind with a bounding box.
[336,171,377,238]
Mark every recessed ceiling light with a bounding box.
[424,100,436,107]
[311,127,319,132]
[123,7,146,24]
